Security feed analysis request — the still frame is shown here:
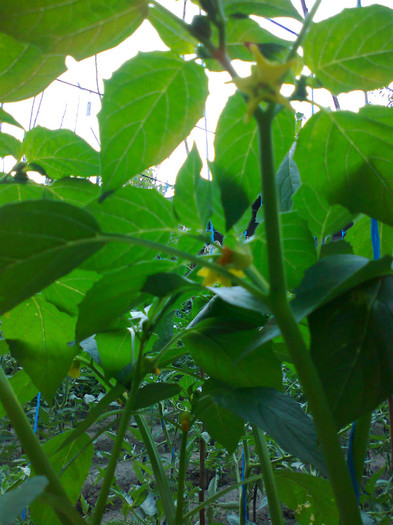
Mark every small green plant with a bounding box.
[0,0,393,524]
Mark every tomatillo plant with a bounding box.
[0,0,393,524]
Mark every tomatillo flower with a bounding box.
[197,246,251,287]
[233,44,297,119]
[197,267,245,287]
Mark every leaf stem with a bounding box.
[286,0,323,62]
[175,430,189,524]
[0,367,75,525]
[90,337,146,525]
[254,108,362,524]
[252,426,284,525]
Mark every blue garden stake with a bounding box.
[347,218,380,503]
[21,392,41,520]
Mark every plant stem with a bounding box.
[252,426,284,525]
[351,412,372,485]
[175,430,189,524]
[286,0,323,62]
[91,337,146,525]
[255,109,362,524]
[0,367,75,525]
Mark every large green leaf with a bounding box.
[222,0,302,20]
[183,319,282,389]
[173,144,211,230]
[243,255,393,355]
[84,185,177,271]
[292,184,353,243]
[275,146,300,212]
[31,431,93,525]
[213,93,294,230]
[0,33,66,102]
[0,132,22,159]
[43,269,100,317]
[0,370,38,419]
[95,329,135,379]
[194,380,244,454]
[310,275,393,429]
[76,260,174,342]
[0,200,105,314]
[0,476,48,525]
[0,1,148,101]
[134,383,181,410]
[23,127,100,180]
[99,52,208,196]
[2,296,76,399]
[43,177,100,207]
[346,216,393,259]
[304,5,393,94]
[211,384,327,475]
[295,106,393,227]
[0,181,44,205]
[250,210,317,290]
[275,472,338,525]
[148,3,198,55]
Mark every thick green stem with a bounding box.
[252,427,284,525]
[0,367,75,525]
[352,413,372,485]
[175,430,189,524]
[255,110,362,525]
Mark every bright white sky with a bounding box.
[2,0,392,191]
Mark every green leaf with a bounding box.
[173,144,212,230]
[250,211,317,290]
[0,33,66,102]
[22,127,99,180]
[0,107,23,129]
[95,329,135,379]
[292,184,353,242]
[134,383,181,410]
[206,17,290,71]
[0,339,9,356]
[148,3,198,55]
[31,431,93,525]
[0,370,38,419]
[211,385,327,475]
[0,200,105,315]
[99,52,208,196]
[85,185,177,271]
[242,255,393,355]
[43,269,100,317]
[213,93,294,230]
[275,471,338,525]
[2,296,76,400]
[0,132,22,159]
[183,320,282,389]
[0,476,48,525]
[319,239,353,259]
[0,181,44,205]
[304,5,393,94]
[310,275,393,429]
[346,216,393,259]
[142,271,200,298]
[0,1,148,101]
[44,177,100,206]
[222,0,303,21]
[207,286,270,315]
[194,380,244,454]
[76,260,174,342]
[295,106,393,227]
[276,146,301,212]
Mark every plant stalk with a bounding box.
[0,367,75,525]
[175,430,189,524]
[252,426,284,525]
[255,109,362,524]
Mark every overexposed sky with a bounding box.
[1,0,392,190]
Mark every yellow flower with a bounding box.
[197,267,245,287]
[233,44,296,119]
[67,359,80,379]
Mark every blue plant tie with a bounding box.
[22,392,41,520]
[242,448,248,521]
[346,217,380,503]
